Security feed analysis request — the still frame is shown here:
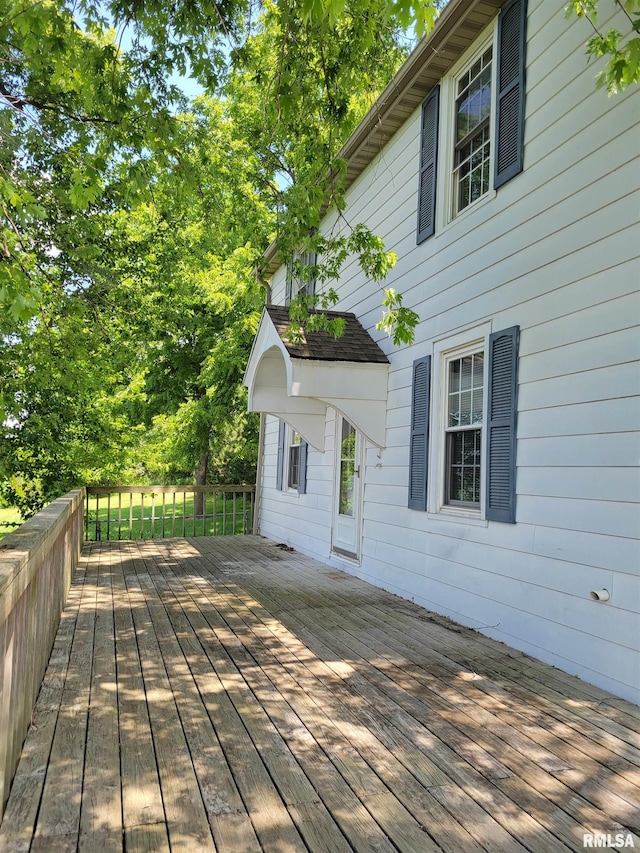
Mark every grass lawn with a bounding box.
[0,505,22,541]
[85,489,253,541]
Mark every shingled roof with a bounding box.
[265,305,389,364]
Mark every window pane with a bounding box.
[339,419,356,516]
[460,390,471,426]
[460,356,473,390]
[447,429,482,504]
[288,445,300,489]
[450,358,461,392]
[472,353,484,423]
[455,47,492,143]
[341,419,355,457]
[448,352,484,427]
[340,461,355,516]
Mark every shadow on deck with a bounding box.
[1,536,639,852]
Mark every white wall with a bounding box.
[258,0,640,704]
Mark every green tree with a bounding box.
[0,98,270,515]
[0,283,144,515]
[1,0,436,514]
[1,0,442,326]
[72,99,271,503]
[0,0,187,322]
[568,1,640,94]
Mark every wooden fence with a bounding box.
[84,486,255,541]
[0,489,84,820]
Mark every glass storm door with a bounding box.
[332,416,362,559]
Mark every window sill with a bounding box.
[427,508,488,527]
[436,188,496,239]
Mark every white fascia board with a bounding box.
[291,359,388,447]
[244,313,291,398]
[292,360,388,401]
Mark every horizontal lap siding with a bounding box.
[259,416,334,561]
[261,0,639,702]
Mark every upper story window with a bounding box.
[285,249,317,306]
[416,0,527,243]
[454,47,493,216]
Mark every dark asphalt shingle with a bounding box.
[265,305,389,364]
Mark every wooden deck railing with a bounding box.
[84,485,255,541]
[0,489,84,820]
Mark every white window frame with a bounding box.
[429,323,491,521]
[286,427,302,491]
[436,25,499,231]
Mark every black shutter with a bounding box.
[276,420,286,491]
[417,86,439,244]
[408,355,431,510]
[298,440,308,494]
[494,0,527,189]
[486,326,519,523]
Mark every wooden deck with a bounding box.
[1,537,639,852]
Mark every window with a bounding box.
[453,47,493,216]
[338,419,356,517]
[285,249,317,306]
[408,326,519,523]
[444,349,484,505]
[416,0,527,242]
[276,420,308,494]
[288,430,302,490]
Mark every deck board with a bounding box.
[1,536,639,852]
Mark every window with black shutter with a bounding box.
[277,420,308,495]
[408,327,518,521]
[416,0,527,237]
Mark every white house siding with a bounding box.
[256,0,640,703]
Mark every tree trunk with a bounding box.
[194,447,208,517]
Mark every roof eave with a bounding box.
[262,0,508,276]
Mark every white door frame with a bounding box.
[331,414,364,560]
